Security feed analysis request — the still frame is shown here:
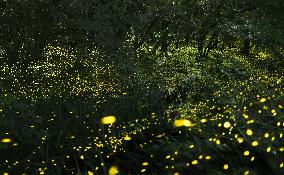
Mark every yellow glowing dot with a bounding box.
[267,147,271,152]
[198,155,203,159]
[124,135,131,141]
[250,156,255,161]
[191,160,198,165]
[279,147,284,152]
[88,171,94,175]
[205,156,211,160]
[1,138,12,143]
[243,114,249,119]
[141,169,146,173]
[246,129,253,136]
[155,133,165,138]
[280,162,283,168]
[244,170,250,175]
[251,141,258,147]
[247,120,254,124]
[174,172,179,175]
[80,155,84,160]
[223,121,231,129]
[244,151,250,156]
[260,98,266,103]
[173,119,194,127]
[223,164,229,170]
[237,137,244,143]
[109,166,119,175]
[200,119,207,123]
[101,116,116,125]
[142,162,149,166]
[264,133,269,138]
[216,140,221,145]
[189,144,194,148]
[271,136,275,141]
[4,173,9,175]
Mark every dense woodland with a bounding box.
[0,0,284,174]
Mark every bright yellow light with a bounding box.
[142,162,149,166]
[173,119,194,127]
[244,170,250,175]
[216,140,221,145]
[109,166,119,175]
[246,129,253,136]
[223,164,229,170]
[243,114,249,119]
[1,138,12,143]
[247,120,254,124]
[191,160,198,165]
[101,116,116,125]
[124,135,131,141]
[205,156,211,160]
[251,141,259,147]
[260,98,266,103]
[243,151,250,156]
[237,137,244,143]
[223,121,231,129]
[88,171,94,175]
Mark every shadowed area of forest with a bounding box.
[0,0,284,174]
